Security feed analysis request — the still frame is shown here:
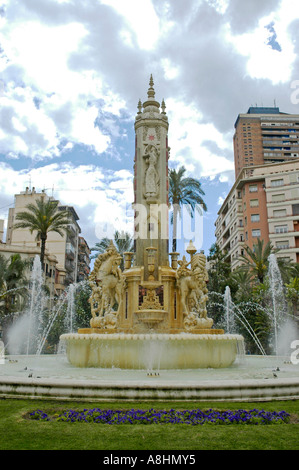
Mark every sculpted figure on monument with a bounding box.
[177,251,213,330]
[89,241,125,329]
[143,144,160,199]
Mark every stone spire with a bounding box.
[147,74,155,99]
[142,74,160,111]
[137,99,142,114]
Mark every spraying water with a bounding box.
[224,286,236,334]
[65,284,76,333]
[214,288,266,355]
[26,256,44,354]
[267,253,287,355]
[210,255,294,356]
[7,255,82,355]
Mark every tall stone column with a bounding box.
[134,75,170,278]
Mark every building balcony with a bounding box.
[65,259,75,272]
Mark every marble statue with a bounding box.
[143,144,159,199]
[177,251,213,330]
[89,241,125,329]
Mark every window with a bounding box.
[276,241,289,249]
[278,256,290,262]
[250,199,259,207]
[271,178,284,187]
[251,214,260,222]
[273,209,287,218]
[292,204,299,216]
[272,193,285,202]
[252,229,261,238]
[249,184,258,193]
[275,225,288,234]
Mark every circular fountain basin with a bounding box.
[1,354,299,402]
[59,332,244,369]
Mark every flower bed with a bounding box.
[28,408,290,425]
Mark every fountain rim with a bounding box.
[1,353,299,402]
[60,332,245,341]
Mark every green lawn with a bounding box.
[0,398,299,450]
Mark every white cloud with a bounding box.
[161,58,180,80]
[205,0,228,14]
[1,21,87,96]
[225,3,297,84]
[0,161,134,244]
[0,84,60,158]
[71,105,110,154]
[217,195,225,206]
[101,0,160,50]
[0,0,299,254]
[0,9,127,159]
[166,98,233,178]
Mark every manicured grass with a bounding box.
[0,398,299,450]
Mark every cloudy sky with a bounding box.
[0,0,299,257]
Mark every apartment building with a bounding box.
[0,226,57,297]
[215,160,299,270]
[5,188,83,294]
[77,236,91,282]
[234,107,299,178]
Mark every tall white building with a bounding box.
[215,159,299,270]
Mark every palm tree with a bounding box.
[238,239,274,284]
[231,269,255,302]
[168,166,207,252]
[13,197,70,269]
[91,230,134,270]
[238,238,295,285]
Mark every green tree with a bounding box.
[207,243,230,291]
[73,282,92,328]
[13,197,70,269]
[238,238,294,286]
[230,269,255,303]
[206,243,233,326]
[285,277,299,316]
[91,230,134,270]
[238,239,274,284]
[0,254,29,321]
[168,166,207,252]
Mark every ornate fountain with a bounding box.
[60,76,244,369]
